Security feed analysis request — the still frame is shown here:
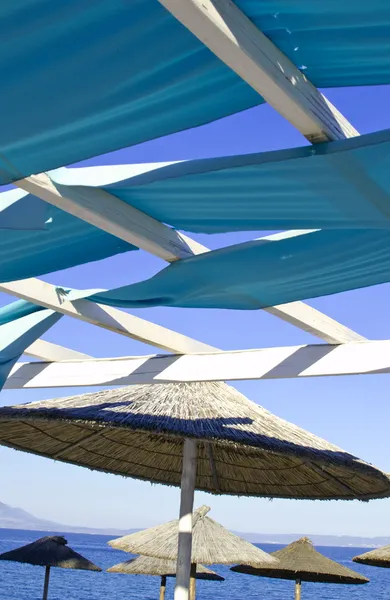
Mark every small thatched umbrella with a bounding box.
[108,555,224,600]
[0,535,101,599]
[353,544,390,568]
[109,505,269,600]
[0,382,388,600]
[231,537,368,600]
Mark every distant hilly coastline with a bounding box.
[0,501,386,547]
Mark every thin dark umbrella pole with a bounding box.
[189,563,197,600]
[160,575,167,600]
[295,578,301,600]
[174,438,197,600]
[42,565,50,600]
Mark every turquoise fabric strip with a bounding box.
[0,302,62,390]
[0,189,48,231]
[1,1,390,184]
[90,230,390,310]
[102,129,390,232]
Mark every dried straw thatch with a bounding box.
[107,556,224,580]
[0,382,388,499]
[353,545,390,568]
[0,535,101,571]
[108,505,276,566]
[231,537,368,584]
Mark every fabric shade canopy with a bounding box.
[101,129,390,232]
[0,302,62,391]
[92,229,390,311]
[0,189,48,231]
[1,1,390,184]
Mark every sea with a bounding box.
[0,529,388,600]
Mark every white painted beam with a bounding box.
[0,278,216,354]
[5,340,389,389]
[157,0,359,143]
[15,173,207,262]
[25,339,91,361]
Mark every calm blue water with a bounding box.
[0,529,387,600]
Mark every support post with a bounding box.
[42,566,50,600]
[160,575,167,600]
[295,578,302,600]
[189,563,197,600]
[174,438,197,600]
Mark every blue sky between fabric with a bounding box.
[1,86,390,537]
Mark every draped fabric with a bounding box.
[1,0,390,184]
[0,302,62,390]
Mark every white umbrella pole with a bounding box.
[295,578,302,600]
[174,438,197,600]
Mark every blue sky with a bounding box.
[1,85,390,537]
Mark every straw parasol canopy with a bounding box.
[108,555,224,600]
[0,535,101,600]
[108,505,275,567]
[231,537,368,600]
[0,381,388,501]
[107,556,224,580]
[353,545,390,568]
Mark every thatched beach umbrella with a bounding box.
[0,381,388,600]
[353,544,390,568]
[108,555,224,600]
[231,537,368,600]
[0,535,101,599]
[109,504,273,600]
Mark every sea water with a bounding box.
[0,529,387,600]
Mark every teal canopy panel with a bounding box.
[0,302,62,390]
[1,1,390,184]
[90,230,390,310]
[0,201,136,283]
[236,0,390,88]
[0,0,258,185]
[0,189,49,231]
[101,129,390,232]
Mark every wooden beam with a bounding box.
[15,173,207,262]
[157,0,359,143]
[0,279,216,354]
[24,339,91,361]
[5,340,389,389]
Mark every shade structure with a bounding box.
[109,505,274,567]
[0,382,388,600]
[231,537,368,600]
[353,545,390,568]
[0,535,101,600]
[0,381,388,501]
[108,555,224,600]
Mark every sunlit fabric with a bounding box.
[0,189,48,230]
[0,202,136,283]
[90,230,390,310]
[0,302,62,390]
[100,129,390,232]
[0,0,258,185]
[1,1,390,184]
[236,0,390,88]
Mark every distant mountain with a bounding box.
[0,501,388,547]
